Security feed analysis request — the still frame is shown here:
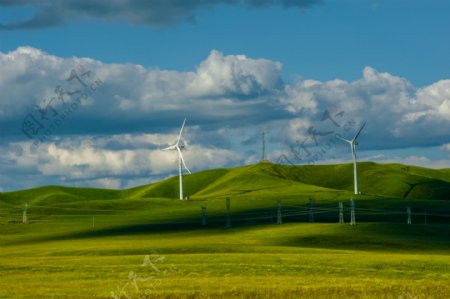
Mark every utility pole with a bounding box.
[308,198,314,223]
[339,202,344,224]
[202,205,207,226]
[277,200,282,225]
[350,199,356,226]
[407,207,411,225]
[92,216,95,229]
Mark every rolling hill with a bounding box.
[107,161,450,201]
[1,162,449,208]
[1,162,449,298]
[266,162,450,200]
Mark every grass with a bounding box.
[0,223,449,298]
[0,162,449,298]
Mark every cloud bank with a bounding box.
[0,46,449,190]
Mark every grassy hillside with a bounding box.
[1,163,449,298]
[0,162,448,230]
[125,161,450,200]
[1,162,449,209]
[123,168,231,199]
[0,185,122,206]
[131,161,450,200]
[267,162,450,200]
[1,220,449,298]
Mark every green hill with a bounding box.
[1,162,449,208]
[266,162,450,200]
[123,168,231,199]
[126,161,450,200]
[0,185,122,206]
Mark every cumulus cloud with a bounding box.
[1,46,450,150]
[0,47,283,141]
[0,0,322,30]
[188,50,283,98]
[3,134,242,189]
[365,153,450,169]
[442,143,450,154]
[1,46,450,190]
[280,66,450,150]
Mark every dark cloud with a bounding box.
[0,0,322,30]
[0,0,43,4]
[1,6,64,29]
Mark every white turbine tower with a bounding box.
[337,121,366,195]
[162,118,191,200]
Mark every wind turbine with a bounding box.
[336,121,366,195]
[162,118,191,200]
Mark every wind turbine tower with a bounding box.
[262,128,269,162]
[337,121,366,195]
[162,118,191,200]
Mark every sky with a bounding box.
[0,0,449,191]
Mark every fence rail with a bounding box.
[2,198,450,228]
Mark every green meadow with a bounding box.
[0,162,449,298]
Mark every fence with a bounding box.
[200,198,450,228]
[2,198,449,229]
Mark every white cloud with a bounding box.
[0,47,281,128]
[442,143,450,155]
[280,66,450,149]
[1,47,450,190]
[4,134,242,187]
[188,50,283,98]
[366,153,450,169]
[3,47,448,151]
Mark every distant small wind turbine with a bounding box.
[162,118,191,200]
[261,127,269,162]
[336,121,366,195]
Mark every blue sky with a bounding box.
[2,1,449,86]
[0,0,450,191]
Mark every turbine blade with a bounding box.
[177,147,191,174]
[181,157,191,174]
[335,134,351,144]
[177,118,187,145]
[353,121,366,141]
[161,144,177,151]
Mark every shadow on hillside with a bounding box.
[4,197,450,248]
[5,219,450,254]
[3,215,252,246]
[276,223,450,252]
